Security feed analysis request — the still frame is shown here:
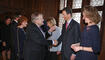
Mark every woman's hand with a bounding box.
[48,26,56,32]
[71,44,82,52]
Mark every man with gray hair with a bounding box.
[24,12,57,60]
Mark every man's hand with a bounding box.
[53,40,58,46]
[57,51,61,55]
[70,54,76,60]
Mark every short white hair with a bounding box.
[31,12,43,23]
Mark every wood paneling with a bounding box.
[31,0,60,24]
[0,0,60,24]
[67,0,72,8]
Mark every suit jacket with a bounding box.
[58,19,81,60]
[10,21,18,60]
[24,22,52,60]
[10,21,18,50]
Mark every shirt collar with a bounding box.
[67,18,72,24]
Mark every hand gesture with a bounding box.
[53,40,58,46]
[48,26,56,32]
[57,51,61,55]
[70,54,76,60]
[71,44,82,52]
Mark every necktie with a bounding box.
[66,22,68,30]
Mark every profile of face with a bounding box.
[47,21,56,32]
[82,12,91,24]
[62,11,70,21]
[47,22,52,28]
[21,21,28,27]
[36,15,44,26]
[6,18,11,25]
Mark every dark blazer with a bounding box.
[17,28,26,60]
[1,24,11,49]
[10,20,18,60]
[10,21,18,49]
[24,22,52,60]
[75,25,100,60]
[58,19,81,60]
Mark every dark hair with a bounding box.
[4,16,11,22]
[13,14,21,19]
[61,7,72,15]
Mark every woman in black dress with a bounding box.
[1,17,11,60]
[71,5,101,60]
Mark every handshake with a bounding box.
[52,40,58,46]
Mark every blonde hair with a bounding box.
[82,5,101,24]
[46,17,56,26]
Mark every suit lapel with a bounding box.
[32,23,45,38]
[66,19,74,32]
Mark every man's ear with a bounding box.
[68,14,71,17]
[68,14,71,16]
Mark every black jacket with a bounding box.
[58,19,81,60]
[24,22,52,60]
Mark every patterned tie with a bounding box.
[66,22,68,30]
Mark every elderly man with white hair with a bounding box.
[24,12,58,60]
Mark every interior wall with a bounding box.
[0,0,60,24]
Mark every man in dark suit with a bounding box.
[24,12,57,60]
[57,7,81,60]
[10,15,21,60]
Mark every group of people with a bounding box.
[0,15,28,60]
[0,5,101,60]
